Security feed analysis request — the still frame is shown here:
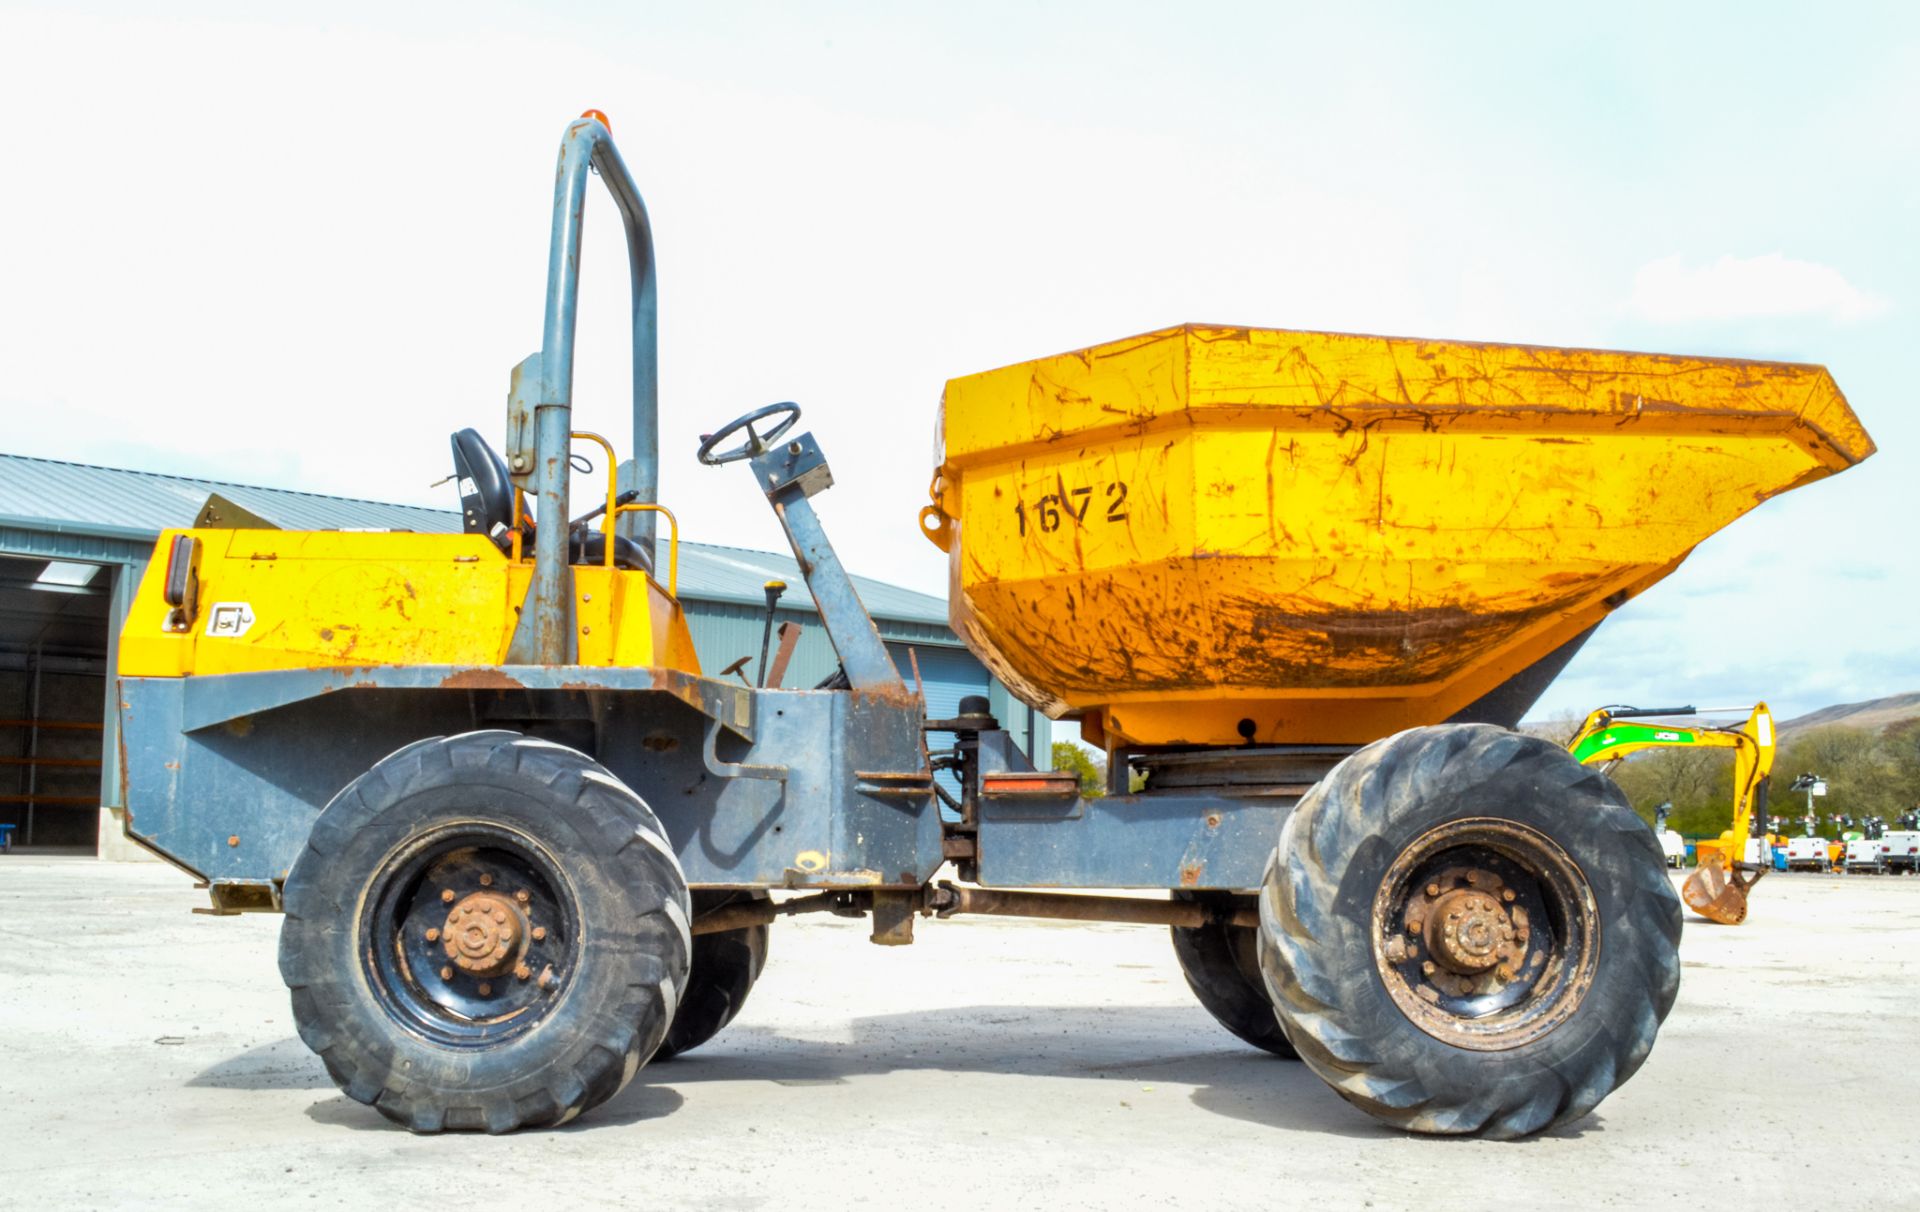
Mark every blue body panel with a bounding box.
[118,663,1287,899]
[974,795,1286,890]
[119,665,945,894]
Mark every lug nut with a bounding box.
[425,927,440,943]
[515,963,532,980]
[1502,889,1516,902]
[479,873,493,887]
[532,927,547,941]
[516,889,531,905]
[1421,961,1436,976]
[1425,883,1440,897]
[1466,871,1480,885]
[441,889,455,904]
[478,982,492,996]
[440,966,452,980]
[1407,918,1423,933]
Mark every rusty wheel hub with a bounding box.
[1371,819,1598,1051]
[442,891,526,977]
[369,829,573,1047]
[1424,883,1517,976]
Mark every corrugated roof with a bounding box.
[0,452,457,538]
[666,538,949,624]
[0,453,949,626]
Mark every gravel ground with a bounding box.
[1,856,1915,1210]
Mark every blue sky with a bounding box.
[0,1,1912,722]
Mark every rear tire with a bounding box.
[279,731,691,1133]
[1170,893,1298,1058]
[653,891,771,1060]
[1258,724,1681,1139]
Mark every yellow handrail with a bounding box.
[570,431,619,565]
[509,488,525,561]
[612,504,679,595]
[569,431,677,593]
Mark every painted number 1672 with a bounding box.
[1014,482,1130,535]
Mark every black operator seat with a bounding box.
[450,428,515,539]
[447,428,653,574]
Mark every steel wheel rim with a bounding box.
[1370,817,1600,1052]
[361,823,578,1048]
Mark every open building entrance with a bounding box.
[0,555,110,851]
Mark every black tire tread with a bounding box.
[279,730,690,1134]
[1169,895,1299,1058]
[653,891,771,1061]
[1257,724,1682,1139]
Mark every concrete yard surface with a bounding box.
[2,857,1916,1210]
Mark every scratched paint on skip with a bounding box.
[933,325,1873,746]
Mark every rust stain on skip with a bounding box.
[440,669,529,690]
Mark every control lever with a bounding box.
[757,580,787,686]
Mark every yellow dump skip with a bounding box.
[925,325,1873,748]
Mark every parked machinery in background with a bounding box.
[1882,830,1919,875]
[1650,801,1688,869]
[1843,816,1888,874]
[1782,774,1833,872]
[1888,808,1920,875]
[1783,833,1832,873]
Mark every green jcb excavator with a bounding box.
[1567,703,1776,925]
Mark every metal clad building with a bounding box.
[0,453,1046,855]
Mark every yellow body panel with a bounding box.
[930,326,1873,747]
[119,530,700,678]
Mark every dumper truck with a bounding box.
[114,113,1875,1139]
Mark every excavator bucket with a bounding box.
[1682,856,1754,926]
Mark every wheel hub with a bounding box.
[1424,882,1516,975]
[1370,819,1599,1051]
[442,891,526,977]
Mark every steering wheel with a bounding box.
[697,402,802,466]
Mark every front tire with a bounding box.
[1258,724,1681,1139]
[278,731,691,1133]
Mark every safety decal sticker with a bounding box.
[205,602,256,638]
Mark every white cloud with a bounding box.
[1630,253,1887,324]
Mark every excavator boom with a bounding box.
[1566,702,1775,924]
